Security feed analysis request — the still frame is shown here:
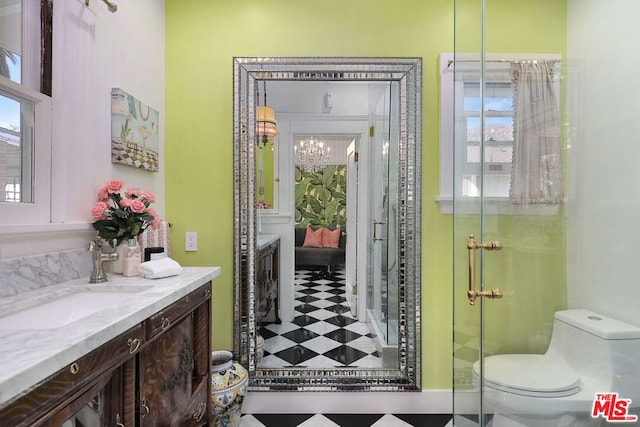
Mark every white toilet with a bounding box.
[473,309,640,427]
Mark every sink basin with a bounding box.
[0,286,152,330]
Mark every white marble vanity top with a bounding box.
[257,233,279,250]
[0,266,220,408]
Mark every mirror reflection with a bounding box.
[61,394,102,426]
[256,80,399,371]
[256,81,276,210]
[234,57,422,391]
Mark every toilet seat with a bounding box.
[473,354,581,398]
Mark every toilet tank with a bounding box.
[546,309,640,398]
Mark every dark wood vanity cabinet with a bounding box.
[0,282,212,427]
[138,294,211,427]
[256,239,280,324]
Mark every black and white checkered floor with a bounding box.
[240,413,452,427]
[246,268,453,426]
[258,268,382,368]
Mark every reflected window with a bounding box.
[5,182,19,202]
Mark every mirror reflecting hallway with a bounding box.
[258,268,382,368]
[234,57,421,391]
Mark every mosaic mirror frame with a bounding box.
[233,57,422,391]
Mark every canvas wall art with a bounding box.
[111,88,159,172]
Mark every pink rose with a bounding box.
[125,187,142,199]
[91,201,109,219]
[119,198,132,209]
[129,199,146,213]
[146,207,162,229]
[97,186,109,202]
[141,191,156,203]
[105,179,124,193]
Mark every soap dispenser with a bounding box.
[123,238,141,277]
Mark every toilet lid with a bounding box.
[473,354,580,397]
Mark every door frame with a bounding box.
[353,138,370,322]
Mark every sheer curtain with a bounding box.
[510,61,564,204]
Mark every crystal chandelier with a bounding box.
[295,137,331,173]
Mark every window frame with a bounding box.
[437,52,561,215]
[0,77,51,224]
[0,0,53,226]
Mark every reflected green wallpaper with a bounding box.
[295,165,347,229]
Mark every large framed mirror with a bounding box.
[233,57,422,391]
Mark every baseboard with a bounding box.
[242,389,454,414]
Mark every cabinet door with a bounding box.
[139,315,194,427]
[178,380,208,427]
[40,367,123,427]
[0,324,142,427]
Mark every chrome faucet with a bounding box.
[88,238,119,283]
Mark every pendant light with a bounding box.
[257,81,277,149]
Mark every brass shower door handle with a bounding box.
[467,234,504,305]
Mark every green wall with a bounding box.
[165,0,566,390]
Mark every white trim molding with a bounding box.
[436,196,560,216]
[243,390,454,415]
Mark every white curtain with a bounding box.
[510,61,564,204]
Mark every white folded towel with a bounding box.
[139,257,182,279]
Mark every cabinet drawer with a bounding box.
[0,323,143,426]
[145,283,211,340]
[57,322,145,389]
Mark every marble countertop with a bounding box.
[257,233,279,250]
[0,266,221,408]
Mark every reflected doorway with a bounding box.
[256,80,399,369]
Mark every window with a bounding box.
[438,53,561,215]
[0,0,52,224]
[0,88,34,204]
[459,82,513,198]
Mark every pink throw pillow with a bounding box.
[302,227,323,248]
[322,227,341,248]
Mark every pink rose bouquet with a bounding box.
[91,179,161,247]
[257,198,272,209]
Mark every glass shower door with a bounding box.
[367,82,399,349]
[452,1,567,425]
[452,3,486,422]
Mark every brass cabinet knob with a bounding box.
[69,362,80,375]
[127,337,141,354]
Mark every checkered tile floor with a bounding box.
[258,268,382,368]
[111,141,159,171]
[453,327,501,389]
[241,413,453,427]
